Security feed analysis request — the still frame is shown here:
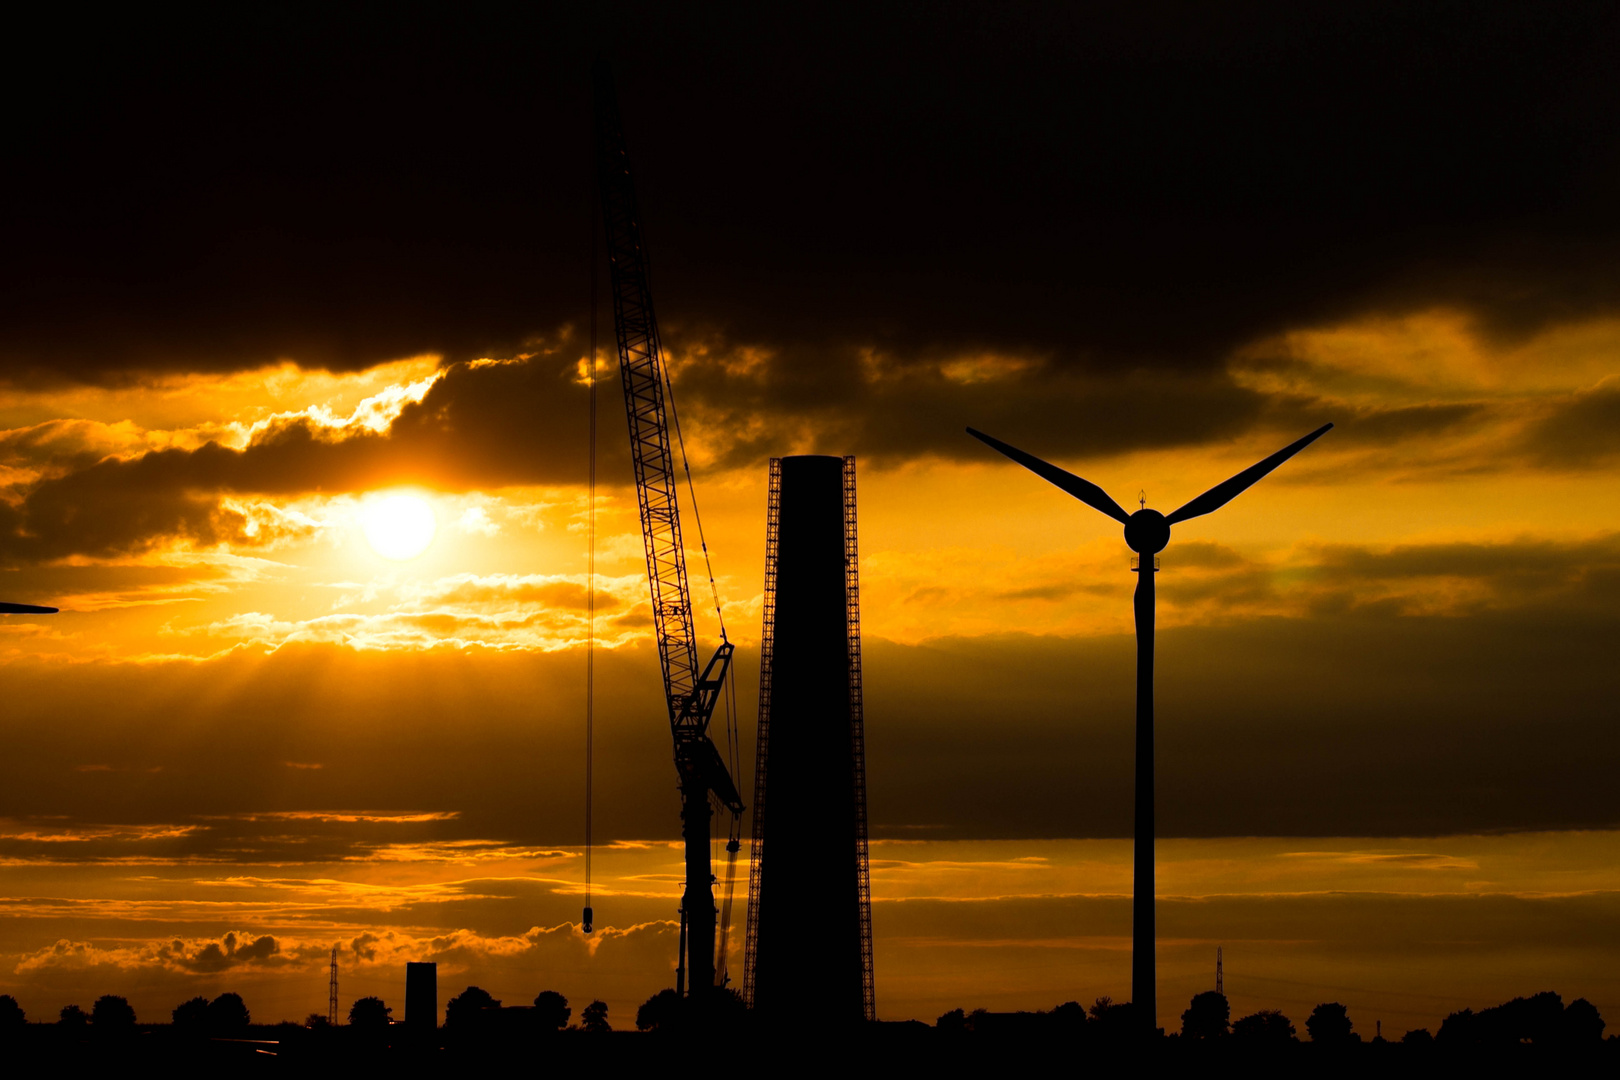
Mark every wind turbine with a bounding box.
[0,603,57,614]
[966,421,1332,1035]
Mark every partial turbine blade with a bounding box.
[966,428,1131,525]
[0,602,57,614]
[1164,423,1334,526]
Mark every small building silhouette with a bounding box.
[406,962,438,1031]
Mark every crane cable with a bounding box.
[714,671,742,986]
[665,368,743,987]
[582,168,598,937]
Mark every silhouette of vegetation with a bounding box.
[914,989,1607,1065]
[710,988,749,1027]
[1050,1001,1087,1031]
[172,996,210,1030]
[582,1000,610,1032]
[91,995,136,1029]
[0,977,1607,1068]
[1437,992,1605,1047]
[446,986,500,1030]
[1306,1002,1357,1044]
[931,996,1143,1042]
[1231,1009,1295,1044]
[1087,996,1139,1041]
[348,996,391,1029]
[1566,998,1606,1042]
[632,987,745,1033]
[208,992,251,1033]
[1181,991,1229,1039]
[636,989,682,1032]
[532,990,570,1031]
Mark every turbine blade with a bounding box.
[0,602,57,614]
[966,428,1131,524]
[1164,423,1334,526]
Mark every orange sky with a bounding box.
[0,305,1615,1032]
[2,4,1619,1039]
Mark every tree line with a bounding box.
[935,988,1608,1048]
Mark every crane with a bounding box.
[592,60,744,1000]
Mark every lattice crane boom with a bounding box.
[593,59,742,999]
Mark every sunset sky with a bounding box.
[1,4,1618,1036]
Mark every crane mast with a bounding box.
[593,61,743,1000]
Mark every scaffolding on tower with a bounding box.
[743,456,875,1023]
[844,457,876,1021]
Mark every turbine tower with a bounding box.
[966,422,1332,1034]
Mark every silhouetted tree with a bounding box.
[1231,1009,1295,1044]
[208,992,251,1033]
[1436,1008,1475,1044]
[700,987,747,1028]
[1401,1027,1433,1045]
[304,1013,331,1029]
[445,986,500,1029]
[1563,998,1605,1043]
[172,996,210,1029]
[0,995,24,1029]
[936,1008,967,1032]
[348,996,391,1029]
[636,989,683,1032]
[1438,992,1604,1047]
[1181,991,1230,1039]
[582,1000,610,1032]
[1050,1001,1087,1032]
[1491,991,1565,1045]
[91,995,136,1029]
[1305,1002,1356,1045]
[59,1004,88,1027]
[532,990,570,1030]
[1088,997,1138,1041]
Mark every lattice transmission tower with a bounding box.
[328,946,339,1025]
[1216,946,1223,995]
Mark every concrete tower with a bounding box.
[744,455,874,1023]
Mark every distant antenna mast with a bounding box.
[1215,946,1223,995]
[329,946,339,1024]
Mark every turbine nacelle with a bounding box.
[1124,508,1170,555]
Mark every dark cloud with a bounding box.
[169,932,284,973]
[1524,380,1620,466]
[0,343,1271,561]
[674,340,1274,466]
[0,354,611,561]
[2,4,1618,385]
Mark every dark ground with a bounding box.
[2,1022,1616,1075]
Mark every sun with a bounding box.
[360,493,437,560]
